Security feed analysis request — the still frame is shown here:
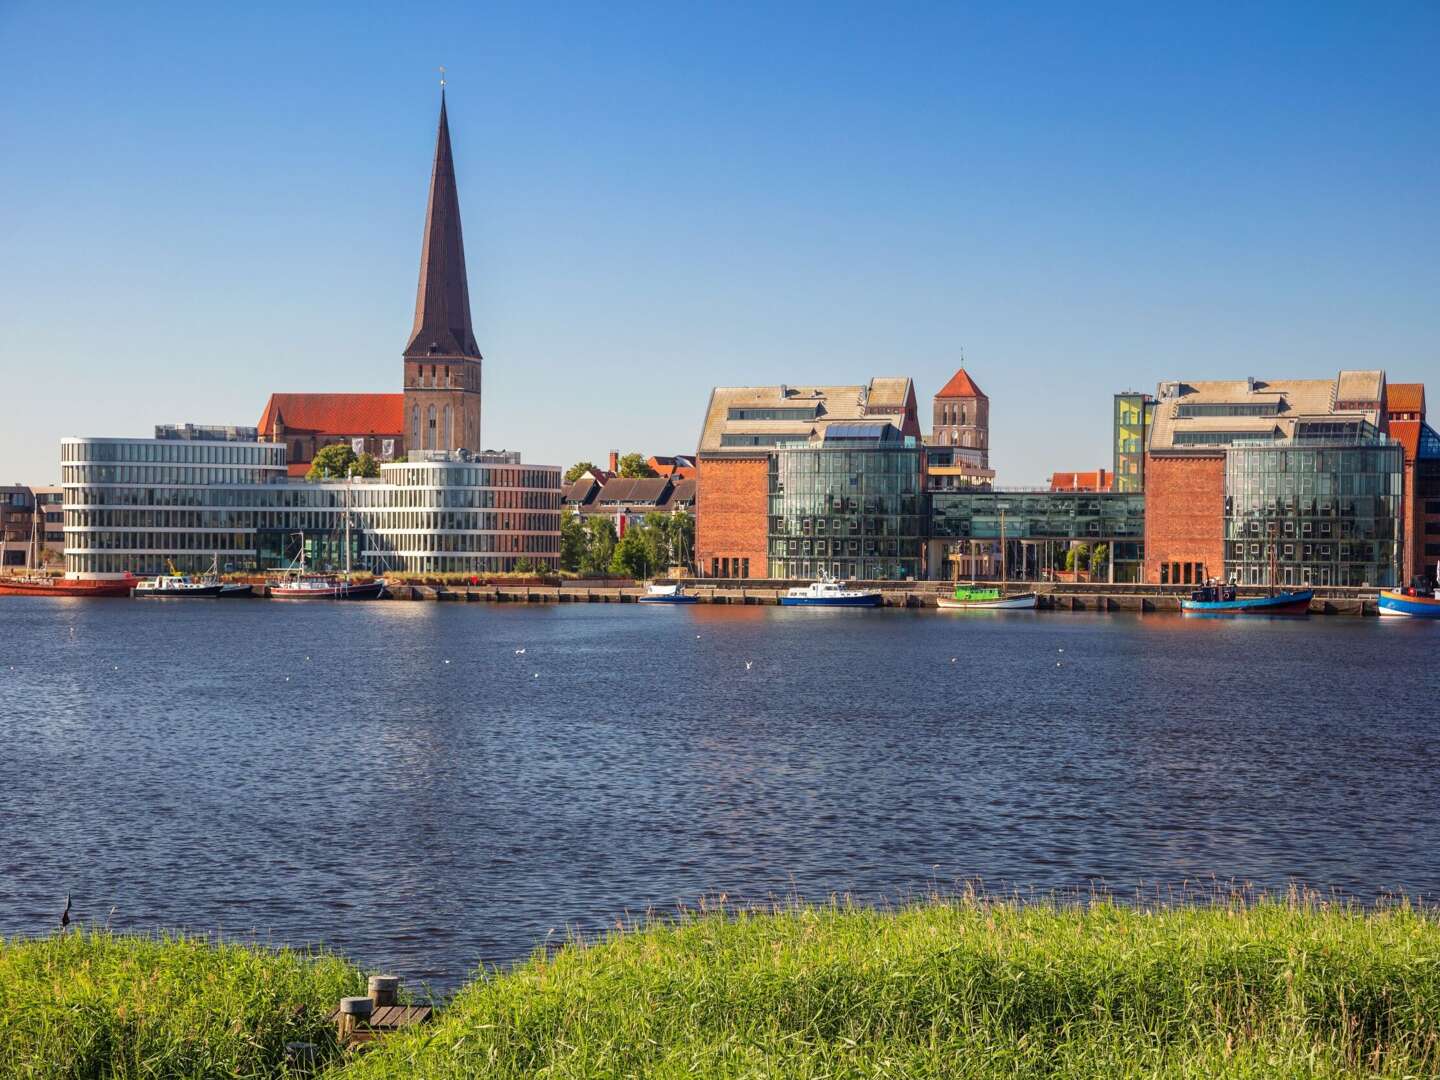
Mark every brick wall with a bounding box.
[1142,454,1226,583]
[696,455,769,578]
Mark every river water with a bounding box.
[2,599,1437,988]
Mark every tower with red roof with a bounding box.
[930,367,989,468]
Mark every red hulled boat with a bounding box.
[0,574,136,598]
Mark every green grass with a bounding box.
[341,894,1440,1079]
[9,895,1440,1079]
[0,930,363,1079]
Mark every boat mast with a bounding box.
[999,507,1007,584]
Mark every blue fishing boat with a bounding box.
[780,579,883,608]
[1181,581,1313,615]
[637,583,698,604]
[1378,585,1440,618]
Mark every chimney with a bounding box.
[608,450,619,472]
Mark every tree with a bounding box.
[1089,543,1110,577]
[580,517,617,576]
[513,556,536,574]
[564,460,597,484]
[560,509,587,572]
[616,452,657,479]
[307,442,357,480]
[352,452,380,478]
[610,528,654,579]
[1064,543,1091,573]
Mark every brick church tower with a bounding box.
[403,91,483,454]
[931,367,989,468]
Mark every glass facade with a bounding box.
[767,445,924,580]
[1113,393,1153,493]
[62,437,561,577]
[1223,439,1403,587]
[931,491,1147,582]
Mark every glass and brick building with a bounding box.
[1112,392,1154,493]
[1144,371,1404,587]
[696,379,922,578]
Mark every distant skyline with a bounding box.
[2,1,1437,484]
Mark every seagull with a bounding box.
[533,673,540,679]
[745,661,753,670]
[444,659,452,665]
[515,648,526,655]
[950,657,957,664]
[1058,648,1065,653]
[60,893,71,931]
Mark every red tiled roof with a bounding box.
[935,368,986,399]
[1049,470,1113,492]
[286,462,312,479]
[1389,383,1425,415]
[1391,420,1422,461]
[258,394,404,437]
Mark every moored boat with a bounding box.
[936,584,1037,610]
[1181,581,1313,615]
[779,578,883,608]
[134,559,252,598]
[637,583,697,604]
[268,574,387,600]
[1378,583,1440,618]
[0,574,136,598]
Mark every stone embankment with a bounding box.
[372,580,1379,615]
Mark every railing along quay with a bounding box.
[376,579,1382,615]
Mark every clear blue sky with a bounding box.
[2,1,1436,485]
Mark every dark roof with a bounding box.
[562,478,601,506]
[404,93,482,361]
[596,477,671,505]
[657,478,696,510]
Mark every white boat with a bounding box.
[267,528,386,600]
[936,585,1038,610]
[780,577,883,607]
[134,557,252,598]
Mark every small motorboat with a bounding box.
[936,584,1037,610]
[780,576,883,608]
[637,583,697,604]
[134,559,255,598]
[1181,581,1312,615]
[134,575,229,598]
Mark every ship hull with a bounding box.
[1181,589,1313,615]
[1378,591,1440,618]
[937,592,1037,610]
[780,594,883,607]
[268,580,386,600]
[0,577,135,598]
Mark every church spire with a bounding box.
[404,89,481,359]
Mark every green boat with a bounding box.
[936,584,1038,610]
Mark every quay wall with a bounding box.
[353,579,1381,616]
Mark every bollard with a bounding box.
[337,996,373,1040]
[368,974,400,1008]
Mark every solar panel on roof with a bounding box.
[824,423,893,441]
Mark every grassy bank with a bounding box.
[8,896,1440,1078]
[0,930,362,1079]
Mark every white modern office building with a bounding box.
[61,426,561,578]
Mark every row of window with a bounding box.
[62,441,284,465]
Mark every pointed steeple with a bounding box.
[404,91,481,359]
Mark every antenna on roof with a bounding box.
[439,65,447,90]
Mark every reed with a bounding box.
[8,893,1440,1078]
[344,891,1440,1079]
[0,928,362,1079]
